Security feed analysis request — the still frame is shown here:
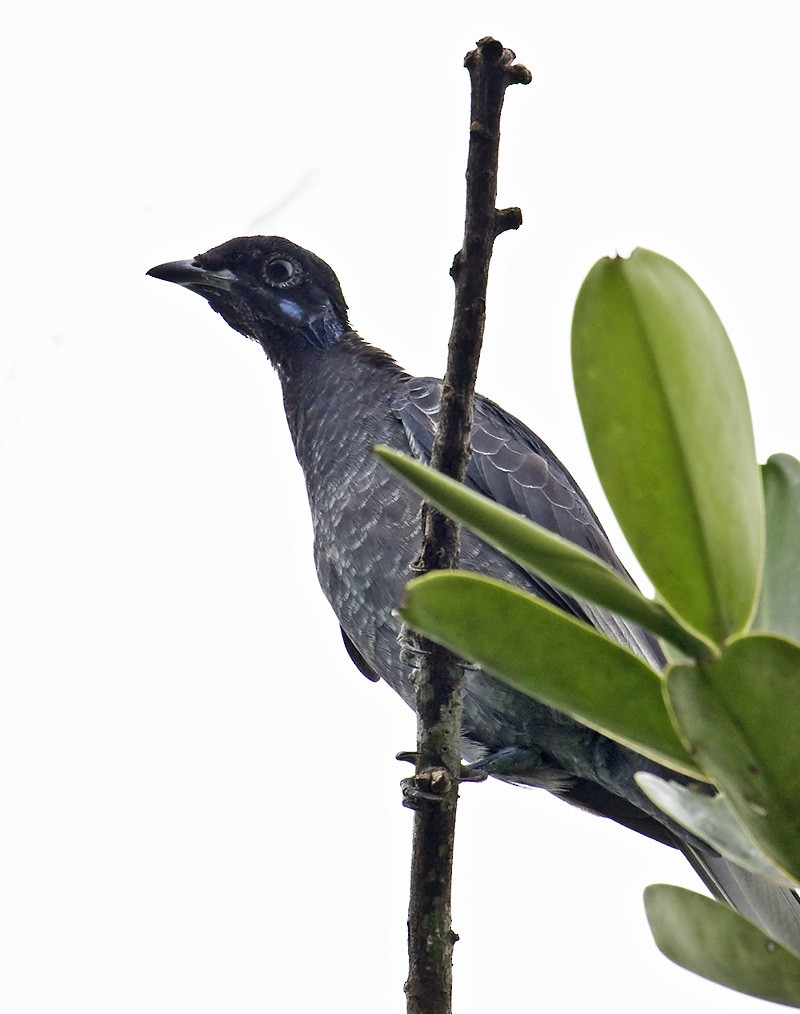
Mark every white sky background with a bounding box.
[2,2,799,1011]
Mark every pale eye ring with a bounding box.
[263,258,298,287]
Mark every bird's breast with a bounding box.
[307,424,423,705]
[282,361,422,702]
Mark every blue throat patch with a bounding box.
[278,298,345,349]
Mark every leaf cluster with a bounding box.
[377,249,800,1005]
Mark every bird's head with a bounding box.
[147,236,350,363]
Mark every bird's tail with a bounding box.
[681,843,800,955]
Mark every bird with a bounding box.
[148,235,800,952]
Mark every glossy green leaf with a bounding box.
[572,248,764,644]
[645,885,800,1006]
[399,571,702,777]
[635,773,795,887]
[753,454,800,643]
[666,634,800,882]
[375,446,713,660]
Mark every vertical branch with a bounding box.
[404,38,530,1014]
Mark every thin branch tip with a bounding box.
[466,37,531,87]
[475,36,505,55]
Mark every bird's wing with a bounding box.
[392,378,664,668]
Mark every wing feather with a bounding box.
[393,378,664,668]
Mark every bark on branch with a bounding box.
[404,37,530,1014]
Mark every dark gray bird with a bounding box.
[148,235,800,951]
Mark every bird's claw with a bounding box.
[398,641,430,668]
[398,635,480,676]
[397,752,487,808]
[401,775,446,810]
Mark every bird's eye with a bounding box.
[263,258,298,287]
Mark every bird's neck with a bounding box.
[278,334,408,480]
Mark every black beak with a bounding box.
[147,259,235,291]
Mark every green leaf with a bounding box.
[375,446,713,660]
[753,454,800,643]
[572,248,764,644]
[635,773,795,887]
[645,884,800,1006]
[399,571,702,777]
[666,634,800,883]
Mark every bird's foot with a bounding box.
[397,631,479,675]
[400,772,450,810]
[397,751,488,810]
[398,638,429,669]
